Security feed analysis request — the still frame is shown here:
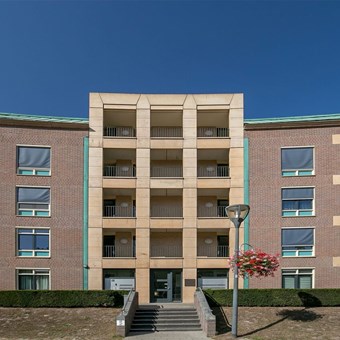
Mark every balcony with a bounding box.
[197,245,229,257]
[197,165,229,178]
[104,165,136,177]
[104,206,136,218]
[197,206,228,218]
[103,245,135,258]
[150,206,183,218]
[151,127,182,138]
[151,166,182,178]
[197,127,229,138]
[150,245,182,257]
[104,126,136,138]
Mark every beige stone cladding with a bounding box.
[0,118,88,290]
[245,120,340,288]
[89,93,244,303]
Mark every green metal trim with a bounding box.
[0,112,88,124]
[243,138,250,289]
[83,137,89,290]
[245,113,340,125]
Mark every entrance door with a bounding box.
[152,270,173,302]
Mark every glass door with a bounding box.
[151,270,174,302]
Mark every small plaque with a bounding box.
[185,279,195,287]
[116,320,125,326]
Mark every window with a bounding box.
[17,146,51,176]
[282,228,314,257]
[282,269,313,289]
[17,269,50,290]
[17,228,50,257]
[281,147,314,176]
[16,187,50,217]
[282,187,314,217]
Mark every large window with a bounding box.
[17,269,50,290]
[282,228,314,257]
[281,147,314,176]
[282,187,314,217]
[17,228,50,257]
[16,187,50,217]
[282,269,313,289]
[17,146,51,176]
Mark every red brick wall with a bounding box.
[245,125,340,288]
[0,123,88,290]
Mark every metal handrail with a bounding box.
[151,127,183,138]
[150,166,183,177]
[197,166,229,177]
[104,206,136,217]
[197,127,229,138]
[150,206,183,218]
[197,206,228,218]
[104,126,136,137]
[104,165,136,177]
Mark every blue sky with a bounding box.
[0,0,339,119]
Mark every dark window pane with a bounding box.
[35,235,49,250]
[18,235,33,250]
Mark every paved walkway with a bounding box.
[125,331,209,339]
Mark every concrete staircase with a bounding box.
[129,304,202,333]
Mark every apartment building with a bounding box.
[88,93,245,303]
[0,112,88,290]
[245,114,340,289]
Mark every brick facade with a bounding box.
[245,122,340,288]
[0,119,88,290]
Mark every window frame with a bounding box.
[281,227,315,257]
[16,227,50,257]
[281,186,315,217]
[16,145,51,176]
[16,268,50,290]
[281,146,314,177]
[16,186,51,217]
[281,268,314,289]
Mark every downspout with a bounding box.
[243,138,250,288]
[83,136,89,289]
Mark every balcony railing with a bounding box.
[197,127,229,138]
[197,206,228,218]
[103,245,135,258]
[104,126,136,137]
[104,206,136,217]
[150,166,183,177]
[197,245,229,257]
[104,165,136,177]
[150,244,182,257]
[151,127,183,138]
[197,166,229,177]
[150,206,183,218]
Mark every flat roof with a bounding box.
[245,113,340,124]
[0,112,88,124]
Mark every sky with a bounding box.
[0,0,339,119]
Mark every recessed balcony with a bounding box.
[150,231,182,257]
[103,189,136,218]
[197,110,229,138]
[151,110,183,138]
[103,109,136,138]
[150,189,183,218]
[197,189,229,218]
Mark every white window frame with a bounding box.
[281,186,315,217]
[16,268,50,290]
[281,268,315,289]
[281,227,315,257]
[281,146,314,177]
[16,186,51,217]
[16,144,51,176]
[16,227,50,257]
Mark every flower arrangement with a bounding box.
[230,249,279,278]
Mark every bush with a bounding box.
[0,290,126,308]
[204,289,340,307]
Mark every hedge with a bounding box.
[0,290,127,308]
[204,289,340,307]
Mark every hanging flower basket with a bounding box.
[230,249,280,278]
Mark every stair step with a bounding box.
[132,320,200,325]
[130,326,202,332]
[133,317,199,321]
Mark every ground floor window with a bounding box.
[197,269,229,289]
[282,268,313,289]
[103,269,135,290]
[17,269,50,290]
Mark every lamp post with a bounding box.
[225,204,250,338]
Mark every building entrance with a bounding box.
[150,269,182,303]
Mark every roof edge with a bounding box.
[245,113,340,124]
[0,112,88,124]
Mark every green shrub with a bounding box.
[204,289,340,307]
[0,290,127,308]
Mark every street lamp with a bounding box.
[225,204,250,338]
